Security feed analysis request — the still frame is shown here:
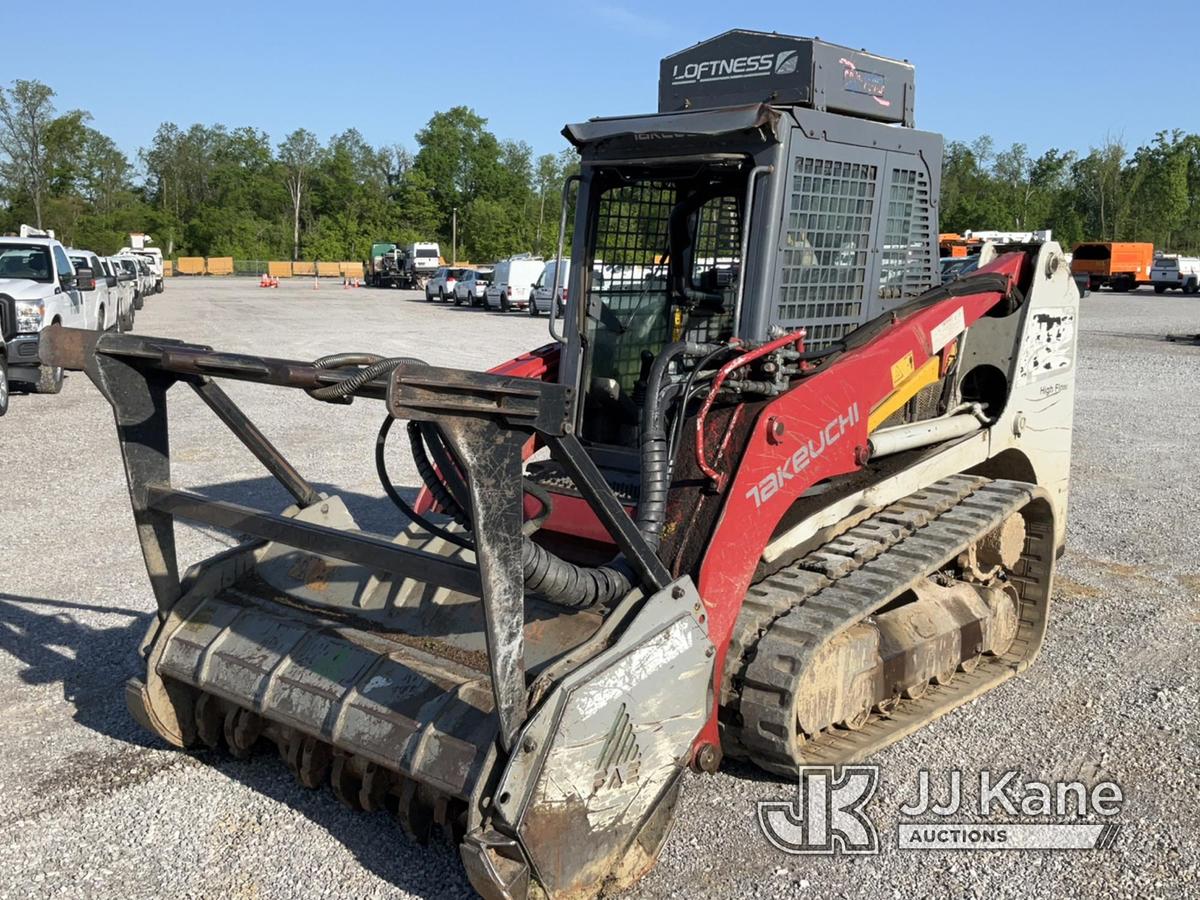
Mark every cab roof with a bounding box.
[0,236,59,247]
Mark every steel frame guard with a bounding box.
[41,326,671,755]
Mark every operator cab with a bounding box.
[577,160,747,447]
[556,30,939,466]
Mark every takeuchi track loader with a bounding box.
[44,30,1079,900]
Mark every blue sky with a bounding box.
[4,1,1189,175]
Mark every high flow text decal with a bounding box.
[746,404,860,508]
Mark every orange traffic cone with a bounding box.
[260,272,270,288]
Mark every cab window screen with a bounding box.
[589,181,675,398]
[580,168,746,447]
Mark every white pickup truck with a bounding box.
[118,241,165,294]
[1151,255,1200,294]
[0,231,100,394]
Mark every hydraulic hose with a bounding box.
[521,542,632,608]
[308,353,425,402]
[408,421,471,528]
[407,416,631,608]
[375,417,474,550]
[668,344,740,471]
[419,423,473,519]
[636,342,691,549]
[322,349,658,609]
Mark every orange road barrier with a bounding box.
[206,257,234,276]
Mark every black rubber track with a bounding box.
[724,476,1055,776]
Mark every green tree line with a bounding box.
[0,80,576,263]
[941,132,1200,251]
[3,78,1200,261]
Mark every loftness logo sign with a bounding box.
[671,50,799,86]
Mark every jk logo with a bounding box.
[757,766,880,855]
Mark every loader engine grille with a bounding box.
[776,156,875,348]
[879,167,936,303]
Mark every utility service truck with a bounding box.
[369,241,441,289]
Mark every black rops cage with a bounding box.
[558,28,942,436]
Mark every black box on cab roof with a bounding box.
[658,29,915,126]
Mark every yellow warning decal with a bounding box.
[869,356,941,431]
[890,351,915,387]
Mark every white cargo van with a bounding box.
[528,259,569,317]
[484,255,544,312]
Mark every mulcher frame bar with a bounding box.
[40,326,672,752]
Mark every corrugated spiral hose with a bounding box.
[406,420,631,608]
[637,342,712,550]
[313,345,699,609]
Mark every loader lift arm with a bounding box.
[40,326,671,751]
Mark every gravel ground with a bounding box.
[0,278,1196,899]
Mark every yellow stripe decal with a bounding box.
[869,355,941,431]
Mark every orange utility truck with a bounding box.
[1071,241,1155,292]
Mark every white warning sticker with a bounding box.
[930,307,966,352]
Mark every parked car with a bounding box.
[114,257,144,309]
[0,229,97,394]
[1150,255,1200,294]
[484,255,545,312]
[529,260,606,317]
[66,249,119,331]
[939,255,979,284]
[425,267,470,302]
[118,239,164,293]
[102,257,136,330]
[453,268,493,306]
